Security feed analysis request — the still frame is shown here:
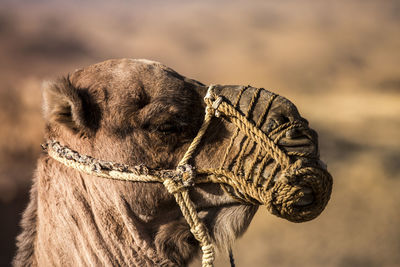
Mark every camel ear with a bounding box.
[42,77,97,133]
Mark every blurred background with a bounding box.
[1,0,399,266]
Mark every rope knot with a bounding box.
[201,243,215,265]
[163,179,186,194]
[277,160,304,184]
[176,164,196,187]
[162,165,196,194]
[204,85,224,117]
[211,96,223,117]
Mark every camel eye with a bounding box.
[156,123,180,134]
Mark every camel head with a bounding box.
[42,58,332,265]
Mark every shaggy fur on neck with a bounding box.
[14,59,259,266]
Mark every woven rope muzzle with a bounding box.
[43,85,332,267]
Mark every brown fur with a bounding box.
[14,59,260,267]
[14,58,316,266]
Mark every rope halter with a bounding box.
[43,84,333,267]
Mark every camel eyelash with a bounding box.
[156,123,181,134]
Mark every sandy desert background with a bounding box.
[1,0,399,266]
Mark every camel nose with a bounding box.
[277,132,318,156]
[294,187,314,206]
[260,95,308,133]
[263,97,318,156]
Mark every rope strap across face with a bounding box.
[171,106,217,266]
[43,84,332,267]
[163,178,215,266]
[203,85,332,222]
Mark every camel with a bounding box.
[13,59,332,267]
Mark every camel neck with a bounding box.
[34,157,192,266]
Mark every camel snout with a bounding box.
[294,187,314,207]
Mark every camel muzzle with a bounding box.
[198,85,332,223]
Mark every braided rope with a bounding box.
[219,85,248,170]
[178,109,214,167]
[233,87,261,175]
[244,93,277,182]
[43,84,332,267]
[163,179,215,266]
[45,141,163,183]
[216,101,292,168]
